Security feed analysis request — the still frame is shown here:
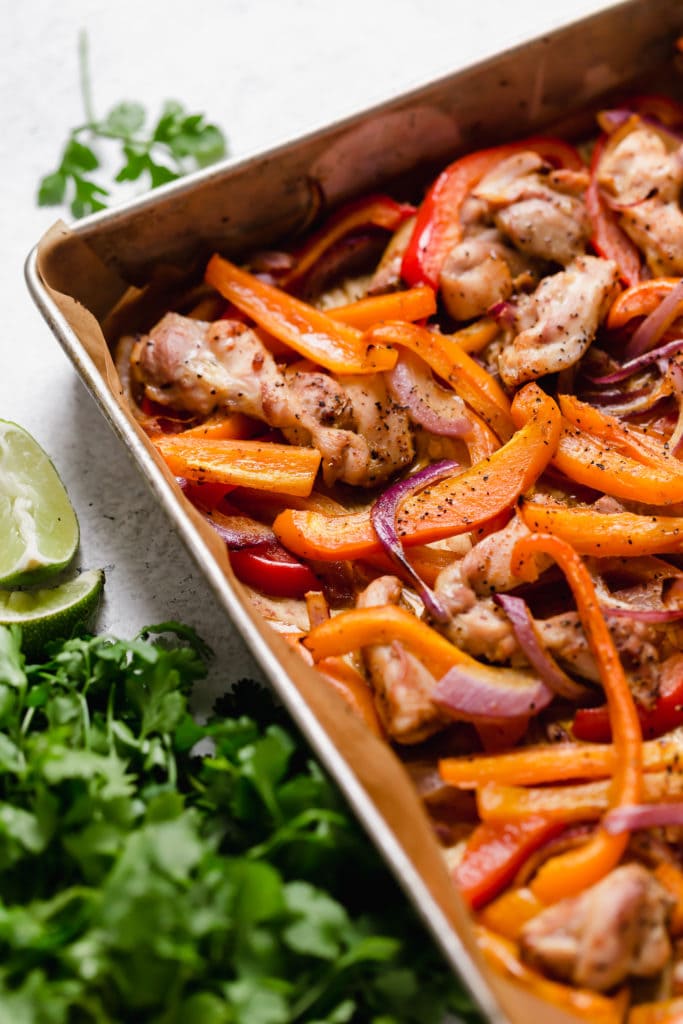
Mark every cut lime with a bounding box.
[0,420,79,586]
[0,569,104,655]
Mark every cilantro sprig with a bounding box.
[38,32,227,218]
[0,624,480,1023]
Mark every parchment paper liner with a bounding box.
[35,219,595,1024]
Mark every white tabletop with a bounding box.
[2,0,612,705]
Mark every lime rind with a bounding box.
[0,569,104,655]
[0,421,79,586]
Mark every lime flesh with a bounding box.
[0,421,79,586]
[0,569,104,654]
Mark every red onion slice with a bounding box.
[586,337,683,385]
[433,662,553,720]
[602,605,683,623]
[201,510,276,548]
[604,802,683,834]
[387,352,472,437]
[666,359,683,456]
[624,278,683,360]
[371,460,459,622]
[494,593,591,700]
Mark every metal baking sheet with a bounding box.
[25,1,683,1019]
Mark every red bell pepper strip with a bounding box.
[401,137,585,289]
[229,542,320,598]
[454,817,564,910]
[281,194,416,291]
[573,653,683,742]
[585,133,643,287]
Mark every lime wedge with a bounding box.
[0,421,79,586]
[0,569,104,655]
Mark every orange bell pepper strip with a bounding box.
[510,533,643,903]
[204,254,397,375]
[152,435,321,497]
[316,657,386,739]
[273,382,559,561]
[606,277,681,330]
[629,998,683,1024]
[549,425,683,506]
[451,317,500,355]
[302,603,476,678]
[653,862,683,936]
[477,770,679,826]
[440,731,682,789]
[558,394,682,473]
[477,927,629,1024]
[518,501,683,558]
[280,194,416,290]
[178,411,257,440]
[366,320,514,441]
[328,285,436,329]
[477,886,544,941]
[401,137,585,289]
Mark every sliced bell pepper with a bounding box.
[273,382,560,561]
[606,277,681,330]
[557,394,680,474]
[302,603,477,678]
[518,501,683,558]
[629,998,683,1024]
[450,317,500,355]
[477,886,544,941]
[401,137,585,289]
[599,93,683,130]
[153,435,321,497]
[653,862,683,936]
[327,285,436,329]
[280,194,416,290]
[316,657,386,739]
[585,131,643,286]
[477,927,629,1024]
[178,411,257,440]
[366,320,514,442]
[440,731,682,789]
[229,542,320,598]
[573,653,683,741]
[477,770,679,826]
[455,818,563,910]
[204,254,397,375]
[548,422,683,506]
[510,533,643,904]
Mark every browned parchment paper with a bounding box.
[36,219,594,1024]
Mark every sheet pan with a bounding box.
[26,2,683,1019]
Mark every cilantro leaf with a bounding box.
[37,38,228,218]
[0,622,480,1023]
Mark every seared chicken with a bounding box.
[474,151,590,266]
[439,229,534,321]
[598,124,683,276]
[520,864,674,991]
[356,576,446,743]
[498,255,620,388]
[132,313,414,487]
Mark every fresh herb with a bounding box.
[38,32,227,217]
[0,623,480,1023]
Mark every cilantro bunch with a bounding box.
[0,624,479,1023]
[38,33,227,217]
